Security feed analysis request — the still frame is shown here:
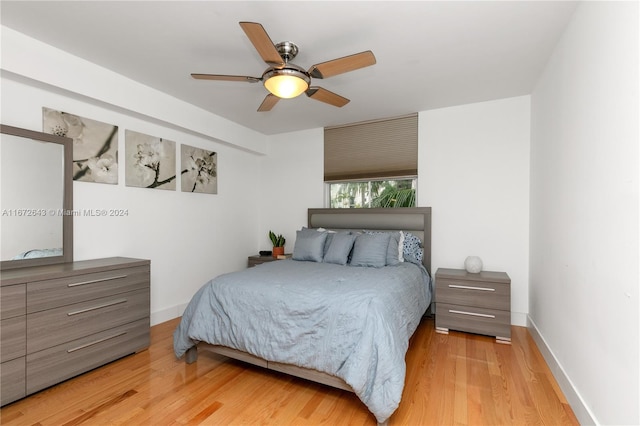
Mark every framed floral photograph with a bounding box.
[42,107,118,184]
[180,144,217,194]
[124,130,176,190]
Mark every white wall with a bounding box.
[1,29,267,326]
[258,128,324,250]
[262,97,532,327]
[419,96,531,325]
[1,27,267,155]
[529,2,639,425]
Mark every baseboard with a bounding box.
[151,303,188,326]
[527,316,598,425]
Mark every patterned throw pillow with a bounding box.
[402,232,424,265]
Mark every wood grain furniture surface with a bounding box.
[0,257,150,406]
[435,267,511,343]
[247,254,291,267]
[187,207,432,425]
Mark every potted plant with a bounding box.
[269,230,286,258]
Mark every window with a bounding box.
[324,114,418,182]
[324,114,418,208]
[328,178,417,208]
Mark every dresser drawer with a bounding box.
[1,284,25,320]
[27,265,150,313]
[26,318,149,394]
[27,289,149,353]
[436,302,511,338]
[1,357,26,406]
[436,278,510,310]
[1,316,26,362]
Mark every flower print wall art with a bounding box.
[181,144,217,194]
[125,130,176,190]
[42,107,119,184]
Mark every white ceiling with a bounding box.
[1,1,578,135]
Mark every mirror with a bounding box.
[1,124,73,269]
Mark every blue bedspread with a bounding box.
[173,259,431,423]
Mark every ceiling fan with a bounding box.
[191,22,376,112]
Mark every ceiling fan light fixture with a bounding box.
[193,22,376,111]
[263,68,310,99]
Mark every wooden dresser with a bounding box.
[434,268,511,344]
[0,257,150,406]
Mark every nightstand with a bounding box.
[247,254,291,267]
[434,268,511,344]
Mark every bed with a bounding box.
[173,207,432,424]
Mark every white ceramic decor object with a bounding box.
[464,256,483,273]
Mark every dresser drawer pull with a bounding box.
[449,309,496,319]
[448,284,495,292]
[67,299,127,316]
[67,275,128,287]
[67,331,127,353]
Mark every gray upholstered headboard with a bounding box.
[308,207,432,274]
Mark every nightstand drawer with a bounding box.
[248,255,275,267]
[248,255,291,267]
[436,278,510,310]
[436,302,511,338]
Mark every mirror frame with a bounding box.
[1,124,73,270]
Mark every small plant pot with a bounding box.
[272,246,285,258]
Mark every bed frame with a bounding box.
[307,207,431,274]
[184,207,432,421]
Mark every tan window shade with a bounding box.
[324,114,418,181]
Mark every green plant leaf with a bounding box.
[268,230,285,247]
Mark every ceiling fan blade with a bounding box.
[305,87,350,107]
[191,73,261,83]
[258,94,280,112]
[308,50,376,79]
[239,22,284,66]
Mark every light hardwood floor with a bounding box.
[0,317,578,425]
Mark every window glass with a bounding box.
[328,178,416,208]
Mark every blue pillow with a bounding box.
[386,232,403,266]
[366,231,403,266]
[350,232,391,268]
[323,232,335,256]
[292,229,328,262]
[323,232,356,265]
[300,227,334,256]
[403,232,423,265]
